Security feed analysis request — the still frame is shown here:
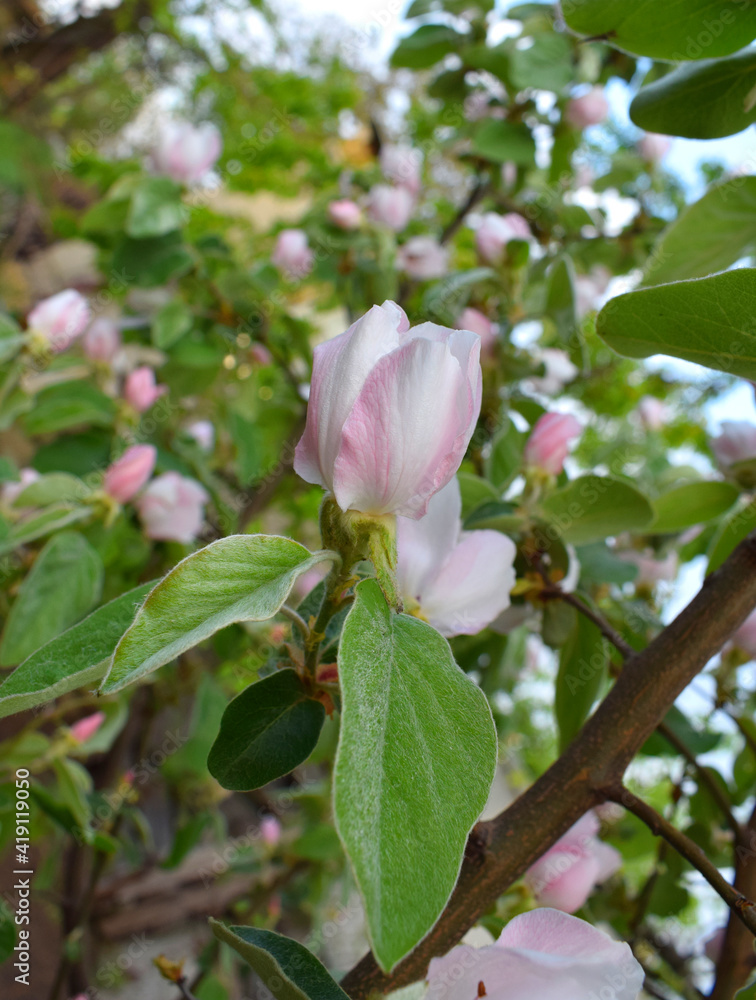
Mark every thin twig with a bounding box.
[542,587,635,660]
[440,176,491,244]
[279,604,310,640]
[175,977,200,1000]
[604,785,756,937]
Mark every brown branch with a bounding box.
[710,801,756,999]
[341,530,756,998]
[542,587,635,660]
[605,786,756,937]
[440,176,491,245]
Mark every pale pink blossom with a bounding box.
[638,396,666,431]
[124,366,167,413]
[456,308,497,355]
[380,144,423,195]
[103,445,157,503]
[250,343,274,366]
[531,348,578,395]
[82,317,121,363]
[327,199,362,230]
[294,301,481,519]
[185,419,215,451]
[272,229,314,280]
[475,212,531,264]
[137,472,209,543]
[69,711,106,745]
[733,609,756,659]
[260,816,282,846]
[1,468,41,506]
[575,266,612,318]
[27,289,91,353]
[425,908,643,1000]
[565,88,610,129]
[711,421,756,468]
[151,121,222,185]
[524,412,582,475]
[367,184,415,232]
[526,812,622,913]
[620,549,678,588]
[397,236,448,280]
[397,478,516,637]
[638,132,671,162]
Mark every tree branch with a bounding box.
[341,531,756,998]
[710,803,756,998]
[542,587,635,660]
[604,786,756,937]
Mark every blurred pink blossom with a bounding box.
[396,236,448,280]
[711,420,756,467]
[638,396,666,430]
[638,132,672,162]
[379,144,423,195]
[82,317,121,362]
[620,549,678,588]
[185,419,215,452]
[733,609,756,658]
[327,199,362,230]
[137,472,209,543]
[475,212,531,264]
[272,229,314,280]
[124,366,167,413]
[151,121,222,185]
[27,289,91,353]
[367,184,415,232]
[565,88,610,129]
[260,816,282,846]
[456,307,497,356]
[524,412,582,475]
[531,349,578,395]
[103,445,157,503]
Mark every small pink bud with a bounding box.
[638,132,671,162]
[272,229,314,280]
[69,711,106,744]
[151,121,222,185]
[475,212,531,264]
[103,444,157,503]
[456,307,496,356]
[524,412,582,475]
[82,317,121,362]
[396,236,448,280]
[185,419,215,451]
[379,144,423,195]
[260,816,282,846]
[27,289,91,353]
[327,199,362,230]
[367,184,415,232]
[137,471,209,543]
[124,366,167,413]
[565,87,610,129]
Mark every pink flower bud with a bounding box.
[103,444,157,503]
[456,307,496,356]
[733,609,756,659]
[185,419,215,451]
[531,348,578,395]
[1,468,41,506]
[565,87,610,129]
[711,420,756,468]
[294,300,481,519]
[526,812,623,913]
[124,366,167,413]
[638,395,666,430]
[327,199,362,230]
[82,316,121,362]
[396,236,448,280]
[260,815,282,846]
[272,229,314,280]
[137,471,209,543]
[27,289,91,353]
[397,478,516,637]
[379,144,423,195]
[151,121,222,185]
[475,212,531,264]
[427,908,643,1000]
[524,412,582,475]
[69,711,106,745]
[638,132,671,162]
[367,184,414,232]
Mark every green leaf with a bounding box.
[22,381,116,434]
[0,532,104,666]
[390,24,464,69]
[0,313,25,363]
[126,177,184,238]
[540,475,655,545]
[563,0,756,60]
[210,922,349,1000]
[651,481,740,534]
[629,51,756,138]
[12,473,90,508]
[421,268,494,325]
[334,579,497,972]
[735,979,756,999]
[152,300,193,349]
[555,612,608,751]
[597,269,756,379]
[101,536,334,694]
[509,32,573,92]
[0,505,92,557]
[112,232,193,288]
[707,499,756,573]
[471,120,536,165]
[0,583,153,720]
[208,669,325,791]
[644,177,756,285]
[485,418,525,490]
[545,256,578,339]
